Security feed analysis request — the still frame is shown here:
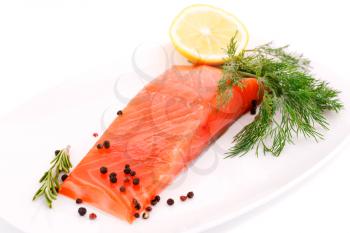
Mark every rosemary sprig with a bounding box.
[33,145,73,208]
[218,37,343,157]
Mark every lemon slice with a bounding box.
[169,4,249,65]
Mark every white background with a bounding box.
[0,0,349,232]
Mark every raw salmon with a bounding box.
[60,65,260,223]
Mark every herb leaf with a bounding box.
[219,38,343,157]
[33,146,72,208]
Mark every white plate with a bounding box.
[0,43,349,233]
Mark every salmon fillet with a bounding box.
[60,65,260,222]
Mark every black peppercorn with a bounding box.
[76,198,83,204]
[145,206,152,212]
[61,174,68,182]
[78,207,87,216]
[132,178,140,185]
[125,164,130,168]
[167,198,174,206]
[135,203,141,210]
[130,170,136,176]
[119,186,126,192]
[155,195,160,202]
[187,191,194,199]
[100,166,108,174]
[109,172,117,183]
[103,140,110,149]
[251,99,257,107]
[124,167,131,175]
[134,213,140,218]
[250,107,257,115]
[55,150,60,156]
[117,110,123,116]
[151,199,158,206]
[96,144,103,149]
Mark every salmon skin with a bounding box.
[60,65,259,223]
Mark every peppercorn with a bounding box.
[151,199,158,206]
[76,198,83,204]
[96,144,103,149]
[119,186,126,192]
[155,195,161,202]
[124,178,130,183]
[133,178,140,185]
[142,212,149,219]
[134,213,140,218]
[61,174,68,182]
[103,140,110,149]
[145,206,152,212]
[130,170,136,176]
[93,132,98,137]
[78,207,87,216]
[99,166,108,174]
[187,191,194,199]
[167,198,174,206]
[117,110,123,116]
[55,150,60,156]
[124,167,131,175]
[180,195,187,202]
[109,173,117,183]
[135,203,141,210]
[125,164,130,169]
[89,213,97,220]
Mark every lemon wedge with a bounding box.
[169,4,249,65]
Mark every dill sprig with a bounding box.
[32,145,73,208]
[218,37,343,157]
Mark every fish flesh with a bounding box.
[59,65,260,222]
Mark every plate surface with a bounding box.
[0,43,349,233]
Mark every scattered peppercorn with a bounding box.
[103,140,110,149]
[151,199,158,206]
[167,198,174,206]
[109,173,117,183]
[142,212,149,219]
[134,213,140,218]
[55,150,60,156]
[117,110,123,116]
[96,144,103,149]
[135,203,141,210]
[145,206,152,212]
[133,178,140,185]
[180,195,187,202]
[130,170,136,176]
[78,207,87,216]
[187,191,194,199]
[61,174,68,182]
[76,198,83,204]
[93,132,98,137]
[119,186,126,192]
[89,213,97,220]
[155,195,161,202]
[100,166,108,174]
[125,164,130,169]
[124,167,131,175]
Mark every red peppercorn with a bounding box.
[180,195,187,202]
[89,213,97,220]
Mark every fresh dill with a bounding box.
[218,37,343,157]
[32,146,73,208]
